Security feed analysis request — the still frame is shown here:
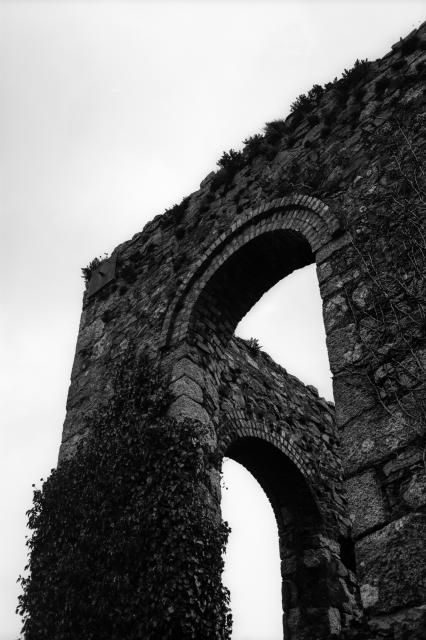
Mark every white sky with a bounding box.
[1,2,425,638]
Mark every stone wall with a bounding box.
[217,338,360,637]
[61,23,426,639]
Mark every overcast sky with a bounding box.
[1,2,425,639]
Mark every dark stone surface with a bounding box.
[59,23,426,640]
[357,514,426,615]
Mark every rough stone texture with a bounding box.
[340,405,418,477]
[357,514,426,616]
[59,24,426,640]
[346,471,387,539]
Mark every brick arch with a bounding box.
[162,194,360,638]
[217,405,347,539]
[218,420,313,480]
[221,433,350,640]
[161,194,340,349]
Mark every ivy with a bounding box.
[17,350,232,639]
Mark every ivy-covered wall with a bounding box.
[21,22,426,640]
[18,350,232,639]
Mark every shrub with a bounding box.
[242,134,265,161]
[339,59,371,92]
[210,148,246,192]
[81,254,109,284]
[246,337,262,356]
[162,196,190,228]
[217,149,244,171]
[322,59,370,107]
[290,84,324,116]
[400,33,420,56]
[325,77,339,92]
[263,120,287,145]
[290,93,313,114]
[210,170,231,192]
[307,84,324,102]
[17,350,232,640]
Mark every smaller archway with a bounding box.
[226,437,324,638]
[224,436,334,639]
[222,457,283,640]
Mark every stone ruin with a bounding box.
[60,24,426,639]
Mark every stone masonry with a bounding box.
[60,24,426,639]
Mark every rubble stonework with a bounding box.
[61,24,426,639]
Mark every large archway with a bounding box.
[161,195,339,353]
[163,195,342,426]
[163,196,360,638]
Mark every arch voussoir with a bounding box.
[161,194,340,350]
[159,191,360,638]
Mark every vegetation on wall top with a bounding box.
[81,253,110,284]
[204,28,424,196]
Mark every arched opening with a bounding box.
[224,258,337,637]
[222,437,329,640]
[235,263,333,400]
[221,457,283,640]
[189,230,314,361]
[164,202,360,637]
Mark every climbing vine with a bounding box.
[343,110,426,463]
[17,349,232,640]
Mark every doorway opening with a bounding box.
[221,457,283,640]
[222,264,335,638]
